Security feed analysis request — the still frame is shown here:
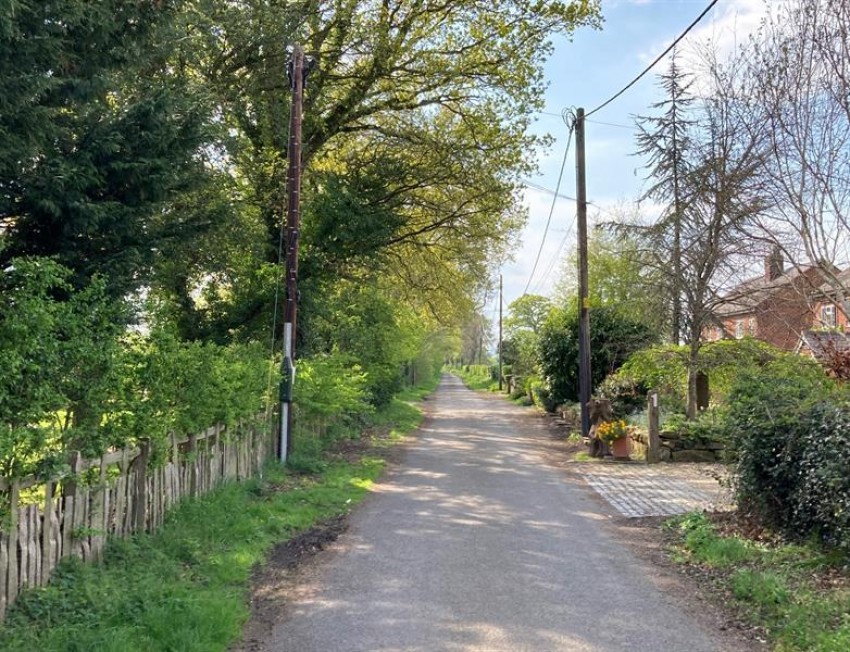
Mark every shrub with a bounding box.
[791,404,850,549]
[538,305,655,406]
[293,354,373,441]
[653,409,728,452]
[595,374,647,418]
[727,357,850,548]
[529,380,557,413]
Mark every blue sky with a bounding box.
[489,0,770,324]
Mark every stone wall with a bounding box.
[632,430,725,463]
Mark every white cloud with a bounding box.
[637,0,772,87]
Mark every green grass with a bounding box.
[447,366,499,392]
[668,512,850,651]
[0,382,434,651]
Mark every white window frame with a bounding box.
[822,303,837,328]
[735,319,745,339]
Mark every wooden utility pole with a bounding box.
[498,274,503,391]
[575,108,592,439]
[280,44,305,462]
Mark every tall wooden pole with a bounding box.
[575,108,592,438]
[280,44,305,462]
[498,274,503,391]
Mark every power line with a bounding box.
[521,179,578,203]
[586,118,634,130]
[586,0,720,117]
[530,215,577,295]
[521,179,621,221]
[522,120,575,296]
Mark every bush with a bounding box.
[793,405,850,548]
[616,339,795,414]
[529,380,557,413]
[660,409,727,446]
[538,305,655,406]
[293,354,373,441]
[595,375,647,418]
[727,357,850,548]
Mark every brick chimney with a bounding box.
[765,247,784,281]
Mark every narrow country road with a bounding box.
[270,375,729,651]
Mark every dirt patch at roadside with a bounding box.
[235,515,350,652]
[231,401,432,652]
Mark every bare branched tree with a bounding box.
[721,0,850,314]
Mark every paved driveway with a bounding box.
[577,463,734,518]
[268,376,736,651]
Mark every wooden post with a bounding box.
[63,452,83,559]
[6,480,20,606]
[575,108,592,438]
[90,457,107,561]
[188,433,198,497]
[647,392,661,464]
[42,481,55,580]
[280,44,308,462]
[133,441,150,533]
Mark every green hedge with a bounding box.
[727,359,850,549]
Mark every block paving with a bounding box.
[578,462,734,518]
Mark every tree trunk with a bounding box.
[686,341,700,419]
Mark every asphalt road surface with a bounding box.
[270,375,727,651]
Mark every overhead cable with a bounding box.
[586,0,720,117]
[521,117,575,296]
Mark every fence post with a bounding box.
[5,480,20,610]
[187,433,198,497]
[63,452,84,559]
[133,441,150,533]
[647,392,661,464]
[91,456,107,561]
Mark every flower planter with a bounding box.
[610,436,631,460]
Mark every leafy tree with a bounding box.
[0,258,123,473]
[171,0,602,338]
[558,226,667,335]
[504,295,553,337]
[0,0,212,300]
[538,304,655,405]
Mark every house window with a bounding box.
[822,304,837,328]
[716,327,724,340]
[748,317,757,336]
[735,319,745,339]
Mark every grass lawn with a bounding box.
[668,512,850,652]
[0,383,434,651]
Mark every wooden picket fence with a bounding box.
[0,418,276,620]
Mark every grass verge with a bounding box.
[0,385,433,652]
[668,512,850,651]
[447,366,499,392]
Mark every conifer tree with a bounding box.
[0,1,210,300]
[634,55,695,343]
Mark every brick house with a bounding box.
[705,252,833,351]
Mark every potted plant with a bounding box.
[596,419,633,460]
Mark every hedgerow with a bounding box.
[727,359,850,549]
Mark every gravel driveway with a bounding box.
[266,375,739,651]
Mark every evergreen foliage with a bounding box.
[0,0,212,299]
[537,305,656,406]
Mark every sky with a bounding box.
[487,0,773,326]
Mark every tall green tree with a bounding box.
[0,0,212,300]
[538,304,655,405]
[170,0,602,339]
[634,55,695,343]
